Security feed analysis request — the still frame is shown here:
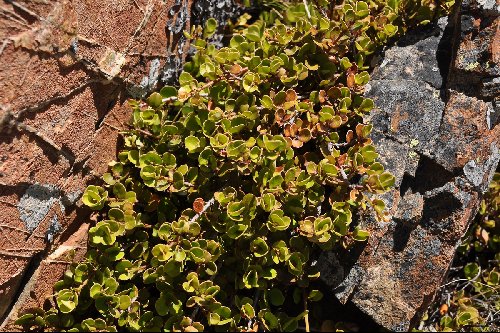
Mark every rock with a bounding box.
[0,0,241,325]
[319,2,499,331]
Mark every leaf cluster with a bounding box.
[16,0,452,332]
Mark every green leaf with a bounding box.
[185,136,201,152]
[15,313,35,326]
[269,288,285,306]
[251,237,269,257]
[162,152,176,168]
[379,172,395,188]
[243,269,259,288]
[205,18,218,37]
[82,185,107,210]
[267,210,291,231]
[226,140,247,158]
[287,253,304,276]
[155,293,169,316]
[227,224,248,239]
[56,289,78,313]
[456,307,479,326]
[147,92,163,108]
[152,244,173,261]
[308,290,323,302]
[464,262,480,280]
[179,72,194,87]
[241,303,255,319]
[360,98,374,112]
[160,86,177,98]
[261,95,273,109]
[353,228,370,241]
[269,174,284,189]
[261,193,276,212]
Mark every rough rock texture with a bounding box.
[0,0,241,327]
[1,0,498,331]
[319,1,499,331]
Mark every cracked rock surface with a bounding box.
[0,0,241,327]
[319,0,499,331]
[0,0,498,330]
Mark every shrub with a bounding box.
[16,0,453,331]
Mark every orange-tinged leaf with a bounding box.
[350,189,359,201]
[275,109,285,124]
[439,303,449,316]
[480,228,489,244]
[355,123,364,137]
[319,90,327,103]
[193,198,205,213]
[230,63,243,74]
[292,139,303,148]
[337,154,347,166]
[346,130,354,143]
[284,124,292,137]
[286,89,297,102]
[298,128,311,142]
[347,73,355,88]
[327,87,342,99]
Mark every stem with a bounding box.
[303,289,310,333]
[303,0,312,19]
[135,128,158,139]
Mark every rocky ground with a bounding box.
[0,0,498,331]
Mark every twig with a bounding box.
[339,166,349,181]
[132,0,144,13]
[162,96,178,103]
[303,0,312,19]
[0,250,34,258]
[0,223,45,238]
[135,128,158,139]
[303,289,310,332]
[102,121,124,132]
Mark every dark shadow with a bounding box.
[0,248,45,324]
[443,8,498,101]
[326,240,369,295]
[399,155,455,196]
[0,124,73,165]
[422,192,462,224]
[435,12,457,102]
[0,113,19,146]
[392,219,414,252]
[88,81,126,130]
[5,0,38,25]
[55,205,93,244]
[310,279,383,332]
[396,22,443,47]
[0,182,31,198]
